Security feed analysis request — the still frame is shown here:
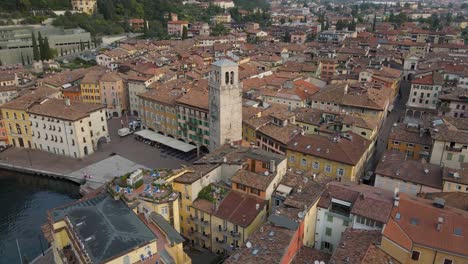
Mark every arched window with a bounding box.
[225,71,229,84]
[230,71,234,84]
[361,131,367,136]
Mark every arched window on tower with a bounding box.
[225,72,229,84]
[230,71,234,84]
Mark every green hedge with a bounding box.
[134,179,144,189]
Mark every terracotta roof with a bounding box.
[231,170,276,191]
[193,190,266,228]
[329,229,392,264]
[41,68,88,87]
[376,150,443,189]
[176,88,209,111]
[292,247,331,264]
[0,72,15,82]
[442,164,468,186]
[419,192,468,211]
[1,86,58,110]
[257,123,301,145]
[411,72,444,85]
[28,99,104,121]
[383,193,468,256]
[224,223,295,264]
[318,182,394,223]
[100,72,123,83]
[288,132,371,166]
[388,122,433,146]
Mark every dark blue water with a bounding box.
[0,171,80,264]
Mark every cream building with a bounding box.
[71,0,97,14]
[29,98,109,158]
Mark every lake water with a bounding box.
[0,171,80,264]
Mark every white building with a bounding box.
[208,59,242,151]
[374,151,443,195]
[406,72,443,111]
[128,76,154,117]
[29,98,109,158]
[315,182,393,253]
[212,0,235,9]
[0,85,18,105]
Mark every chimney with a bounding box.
[269,160,276,173]
[393,187,400,207]
[65,97,71,106]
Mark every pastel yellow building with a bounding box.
[172,145,286,243]
[295,108,378,141]
[286,132,372,182]
[81,72,103,104]
[189,187,267,254]
[139,86,182,137]
[71,0,97,14]
[0,87,60,148]
[381,193,468,264]
[442,167,468,193]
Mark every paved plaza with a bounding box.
[0,118,189,176]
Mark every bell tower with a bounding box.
[209,59,242,151]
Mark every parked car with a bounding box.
[118,128,133,137]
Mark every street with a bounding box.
[365,80,410,179]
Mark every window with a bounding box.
[327,215,333,222]
[447,153,453,161]
[459,155,465,163]
[251,188,260,195]
[443,259,453,264]
[301,158,307,166]
[325,165,331,173]
[313,162,319,169]
[289,156,296,162]
[411,251,420,261]
[325,227,332,236]
[343,220,349,227]
[237,183,246,191]
[337,168,344,176]
[161,206,168,215]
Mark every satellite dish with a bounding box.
[320,261,325,264]
[314,261,320,264]
[246,241,252,248]
[298,211,305,219]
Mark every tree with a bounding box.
[372,14,377,31]
[336,20,344,30]
[43,36,52,60]
[211,23,229,36]
[182,26,188,40]
[284,31,291,42]
[38,31,44,60]
[31,32,40,61]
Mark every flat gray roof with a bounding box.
[135,129,196,152]
[52,193,156,263]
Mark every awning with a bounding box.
[135,129,196,153]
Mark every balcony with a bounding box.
[193,217,209,226]
[219,228,240,238]
[445,145,463,152]
[58,245,80,264]
[192,231,210,241]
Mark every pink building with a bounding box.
[99,72,128,117]
[167,21,189,37]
